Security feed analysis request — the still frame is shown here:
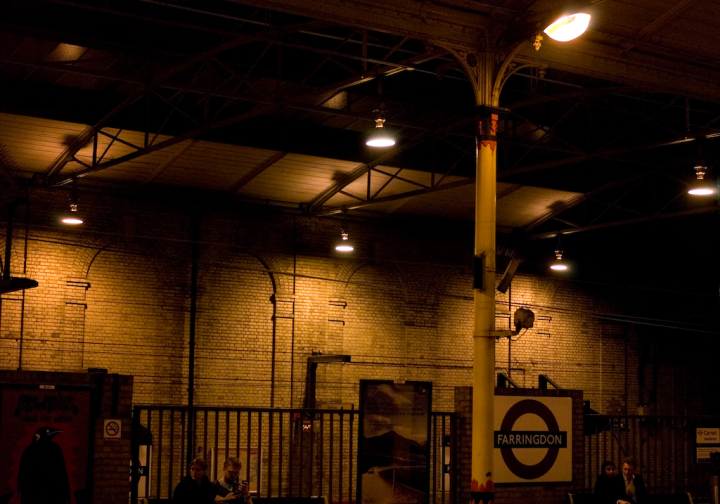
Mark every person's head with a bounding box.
[189,458,208,483]
[223,457,242,484]
[622,458,637,479]
[600,461,615,477]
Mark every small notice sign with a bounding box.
[697,446,720,463]
[104,419,122,442]
[697,428,720,444]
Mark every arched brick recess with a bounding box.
[193,247,278,407]
[84,241,188,404]
[331,261,409,407]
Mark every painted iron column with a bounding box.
[471,46,498,500]
[444,44,529,504]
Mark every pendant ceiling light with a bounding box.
[365,79,395,148]
[366,103,395,148]
[550,234,568,271]
[335,228,354,253]
[61,182,83,225]
[688,163,716,196]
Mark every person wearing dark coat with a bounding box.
[173,458,218,504]
[595,461,621,504]
[616,458,646,504]
[173,458,238,503]
[18,427,71,504]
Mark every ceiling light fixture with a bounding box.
[61,181,84,225]
[688,163,716,196]
[335,228,354,252]
[366,103,395,148]
[550,234,568,271]
[544,12,591,42]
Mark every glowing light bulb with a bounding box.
[544,13,591,42]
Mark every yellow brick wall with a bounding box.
[0,187,714,416]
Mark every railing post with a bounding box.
[131,406,140,504]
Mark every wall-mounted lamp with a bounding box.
[688,163,716,196]
[61,182,83,225]
[544,12,591,41]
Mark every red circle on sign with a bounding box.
[499,399,561,480]
[106,421,120,436]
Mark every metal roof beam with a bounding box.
[224,0,487,50]
[307,116,471,212]
[526,204,720,240]
[44,19,333,182]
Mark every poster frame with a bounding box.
[0,382,97,504]
[356,380,432,504]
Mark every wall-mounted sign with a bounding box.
[494,396,572,483]
[697,428,720,444]
[104,419,122,441]
[697,447,720,464]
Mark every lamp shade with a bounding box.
[688,164,716,195]
[335,230,354,252]
[61,214,84,225]
[550,248,568,271]
[544,13,591,41]
[688,182,715,196]
[366,125,395,147]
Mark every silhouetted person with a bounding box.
[595,461,621,504]
[18,427,71,504]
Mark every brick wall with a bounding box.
[1,186,717,418]
[455,386,584,504]
[0,370,133,504]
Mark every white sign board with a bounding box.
[494,396,573,483]
[697,428,720,444]
[104,419,122,441]
[697,446,720,463]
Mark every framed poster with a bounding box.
[357,380,432,504]
[0,386,93,504]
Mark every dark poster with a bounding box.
[0,387,92,504]
[358,380,431,504]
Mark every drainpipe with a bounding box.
[187,212,200,466]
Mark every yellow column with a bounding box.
[471,112,497,504]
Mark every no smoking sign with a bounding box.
[104,419,122,442]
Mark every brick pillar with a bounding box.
[92,373,134,504]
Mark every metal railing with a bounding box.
[131,406,456,504]
[584,415,720,500]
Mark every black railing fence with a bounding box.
[584,415,720,500]
[131,406,457,504]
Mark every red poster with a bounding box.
[0,387,92,504]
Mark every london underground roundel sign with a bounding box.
[493,396,572,483]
